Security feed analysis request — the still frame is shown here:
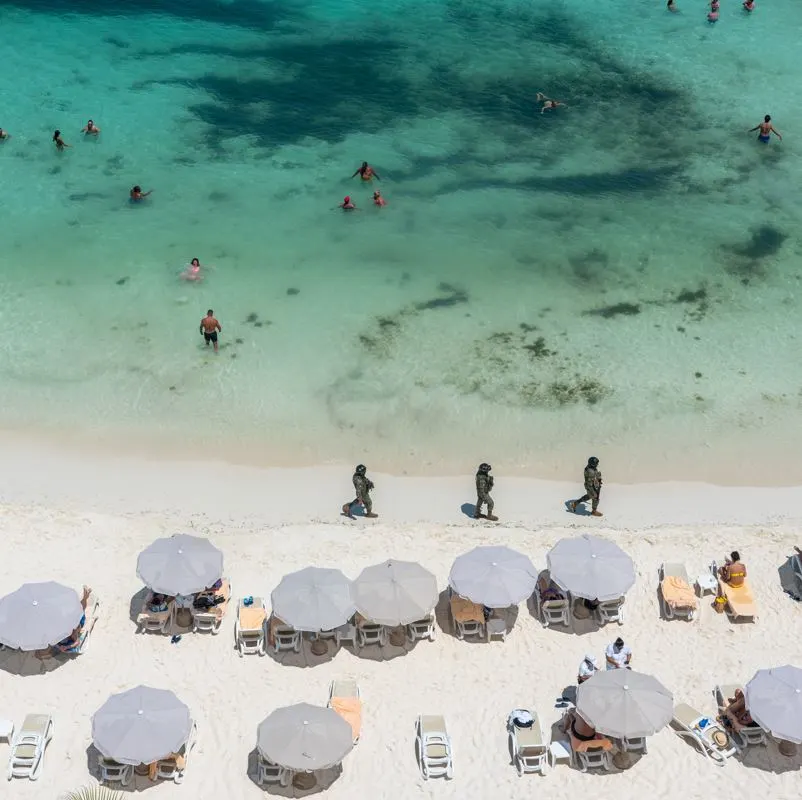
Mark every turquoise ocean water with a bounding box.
[2,0,802,482]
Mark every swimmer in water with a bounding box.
[339,196,358,211]
[53,130,71,150]
[199,309,222,353]
[743,0,754,10]
[180,257,204,282]
[667,0,677,10]
[82,119,100,135]
[130,185,153,201]
[373,190,387,207]
[536,93,567,113]
[708,0,719,20]
[0,128,9,140]
[351,161,380,181]
[749,115,781,144]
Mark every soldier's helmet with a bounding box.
[587,456,599,468]
[478,462,492,473]
[355,464,367,475]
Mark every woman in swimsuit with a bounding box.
[707,1,719,21]
[130,185,153,202]
[352,161,380,181]
[339,195,358,211]
[82,119,100,135]
[180,257,204,282]
[563,710,597,742]
[53,130,70,150]
[719,551,747,586]
[373,190,387,207]
[749,115,781,143]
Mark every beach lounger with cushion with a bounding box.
[595,596,625,626]
[717,578,757,623]
[98,755,133,786]
[328,679,362,743]
[271,618,302,654]
[6,714,54,781]
[659,563,698,621]
[136,595,174,635]
[258,755,292,787]
[449,592,486,640]
[406,613,436,643]
[334,622,357,648]
[565,720,613,772]
[415,715,453,780]
[534,584,572,629]
[235,597,266,656]
[507,709,547,776]
[193,578,231,635]
[357,622,387,648]
[155,721,197,784]
[672,703,737,765]
[713,684,767,748]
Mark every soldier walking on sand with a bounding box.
[342,464,378,518]
[474,463,498,521]
[569,456,603,517]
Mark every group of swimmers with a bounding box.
[666,0,755,17]
[338,161,387,211]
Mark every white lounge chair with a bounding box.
[619,736,647,754]
[155,721,197,784]
[258,755,291,787]
[328,680,362,744]
[507,710,547,776]
[98,755,133,786]
[274,625,302,654]
[534,584,572,629]
[415,715,453,780]
[334,622,357,648]
[575,745,612,772]
[406,614,436,643]
[714,684,767,748]
[486,616,507,641]
[659,563,698,621]
[357,622,387,648]
[193,579,230,634]
[456,618,485,640]
[235,597,266,656]
[595,597,625,626]
[136,595,174,634]
[6,714,54,781]
[673,703,737,765]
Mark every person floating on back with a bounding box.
[342,464,378,518]
[474,462,498,521]
[130,185,153,202]
[569,456,603,516]
[351,161,380,181]
[749,114,781,144]
[82,119,100,135]
[53,130,70,150]
[199,308,222,353]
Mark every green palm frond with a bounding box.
[63,787,124,800]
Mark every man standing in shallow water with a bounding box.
[199,309,222,353]
[749,115,782,144]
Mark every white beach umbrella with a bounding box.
[0,582,83,651]
[271,567,355,632]
[745,665,802,744]
[257,704,353,771]
[352,560,438,626]
[136,533,223,596]
[448,546,538,607]
[546,534,635,602]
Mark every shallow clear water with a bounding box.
[2,0,802,481]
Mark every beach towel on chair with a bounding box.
[720,579,757,618]
[662,576,697,608]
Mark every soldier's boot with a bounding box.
[486,513,499,522]
[591,510,603,517]
[365,512,378,518]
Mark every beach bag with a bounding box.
[713,595,727,614]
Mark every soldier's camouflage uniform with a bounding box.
[475,471,494,517]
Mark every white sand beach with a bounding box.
[1,436,802,799]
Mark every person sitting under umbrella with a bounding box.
[605,637,632,670]
[562,708,599,742]
[537,574,564,602]
[578,654,600,684]
[721,689,759,733]
[52,585,92,653]
[719,551,747,587]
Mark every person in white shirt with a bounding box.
[577,654,600,683]
[605,637,632,670]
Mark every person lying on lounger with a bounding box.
[719,551,747,587]
[721,689,759,733]
[537,575,565,602]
